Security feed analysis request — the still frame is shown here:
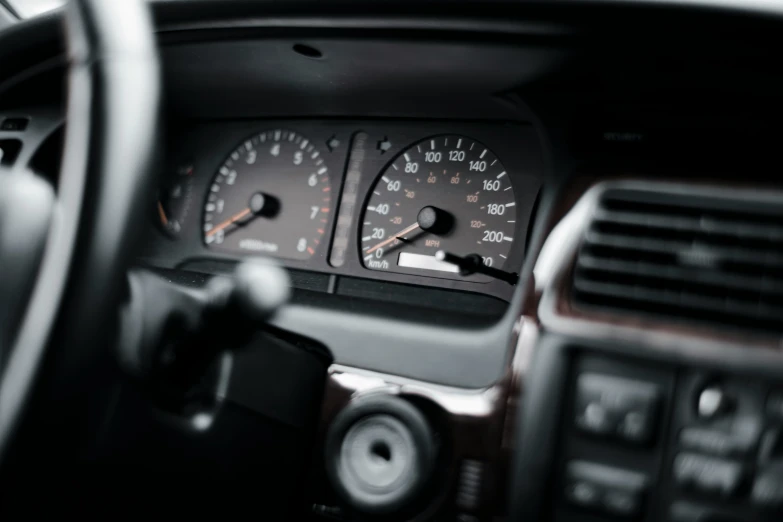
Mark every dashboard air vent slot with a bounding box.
[572,187,783,334]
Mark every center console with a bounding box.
[563,349,781,521]
[511,180,783,522]
[515,338,783,522]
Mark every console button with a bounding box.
[680,427,756,458]
[565,480,602,510]
[575,374,659,444]
[576,401,615,435]
[618,409,654,443]
[566,461,647,518]
[602,489,641,517]
[673,453,745,497]
[0,117,29,131]
[697,385,733,420]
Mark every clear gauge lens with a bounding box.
[360,135,517,279]
[157,163,194,239]
[202,129,332,260]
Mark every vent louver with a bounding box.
[572,186,783,334]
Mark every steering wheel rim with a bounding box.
[0,0,160,464]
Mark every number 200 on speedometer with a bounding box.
[360,135,517,280]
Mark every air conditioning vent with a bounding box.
[572,186,783,334]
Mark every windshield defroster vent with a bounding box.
[572,186,783,334]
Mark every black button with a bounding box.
[576,400,616,435]
[673,453,744,497]
[618,409,654,443]
[680,427,756,458]
[603,488,641,517]
[1,118,29,131]
[566,461,648,517]
[565,480,602,509]
[574,374,659,444]
[697,385,733,421]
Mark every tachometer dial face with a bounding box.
[203,129,331,260]
[360,135,517,279]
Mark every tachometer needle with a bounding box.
[366,222,420,254]
[157,201,168,226]
[206,207,252,237]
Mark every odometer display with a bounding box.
[203,129,331,260]
[360,135,517,280]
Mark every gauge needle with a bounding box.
[206,207,252,237]
[157,201,168,226]
[366,223,420,254]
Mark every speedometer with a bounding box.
[360,135,517,280]
[203,129,331,260]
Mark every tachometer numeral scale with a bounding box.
[360,135,517,280]
[203,130,332,261]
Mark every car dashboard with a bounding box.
[2,1,783,521]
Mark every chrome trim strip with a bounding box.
[329,363,504,418]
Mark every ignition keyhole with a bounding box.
[370,441,392,462]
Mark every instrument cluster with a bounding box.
[144,120,544,301]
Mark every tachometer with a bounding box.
[360,135,517,279]
[157,163,194,239]
[203,129,331,260]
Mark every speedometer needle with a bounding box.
[366,222,420,254]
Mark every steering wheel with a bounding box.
[0,0,159,464]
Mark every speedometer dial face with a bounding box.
[203,129,331,260]
[360,135,517,280]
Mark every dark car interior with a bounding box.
[2,0,783,520]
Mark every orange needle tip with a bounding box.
[157,201,168,226]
